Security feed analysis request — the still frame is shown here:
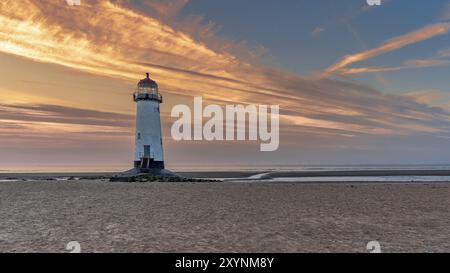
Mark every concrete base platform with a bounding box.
[110,168,218,182]
[118,168,178,178]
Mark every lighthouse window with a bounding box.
[137,133,141,140]
[144,145,151,157]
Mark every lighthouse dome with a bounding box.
[134,73,162,103]
[138,73,158,88]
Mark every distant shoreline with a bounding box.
[2,169,450,183]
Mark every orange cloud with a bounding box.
[322,22,450,76]
[341,58,450,74]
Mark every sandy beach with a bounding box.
[1,180,449,253]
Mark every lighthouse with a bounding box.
[133,73,165,172]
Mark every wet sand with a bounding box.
[4,169,450,180]
[1,180,449,253]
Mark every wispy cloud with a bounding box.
[403,89,450,111]
[438,47,450,57]
[0,102,135,158]
[0,103,134,128]
[341,58,450,75]
[311,27,325,37]
[322,22,450,76]
[138,0,189,18]
[403,90,447,105]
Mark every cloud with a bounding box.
[0,102,135,158]
[126,0,268,64]
[0,103,134,128]
[1,0,450,144]
[312,27,325,37]
[438,47,450,57]
[403,90,446,105]
[322,22,450,76]
[340,58,450,74]
[402,90,450,111]
[138,0,189,18]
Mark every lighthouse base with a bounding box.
[116,167,177,178]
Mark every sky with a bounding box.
[1,0,450,171]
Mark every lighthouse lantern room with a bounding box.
[133,73,165,171]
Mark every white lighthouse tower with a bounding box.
[133,73,165,172]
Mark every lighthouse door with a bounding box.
[144,145,151,158]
